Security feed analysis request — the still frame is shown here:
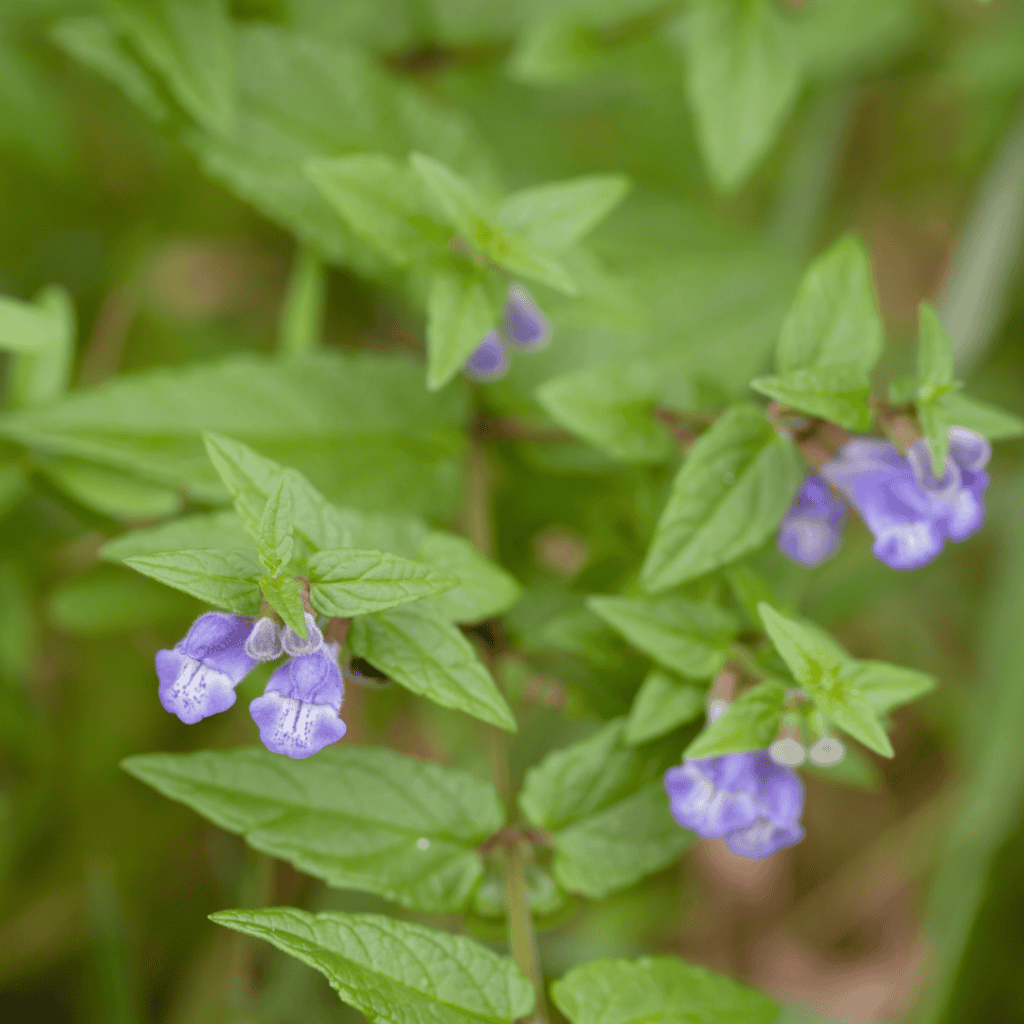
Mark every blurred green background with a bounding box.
[1,1,1024,1022]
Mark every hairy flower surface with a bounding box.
[245,616,284,661]
[281,611,324,657]
[463,329,508,381]
[777,474,847,567]
[822,427,990,570]
[156,612,257,724]
[249,644,346,759]
[664,750,805,860]
[504,283,550,349]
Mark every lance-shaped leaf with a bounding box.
[933,392,1024,440]
[309,550,458,618]
[497,174,630,252]
[587,595,738,680]
[306,153,447,267]
[776,235,884,374]
[277,246,326,357]
[551,955,778,1024]
[758,603,894,757]
[123,549,261,614]
[212,909,535,1024]
[640,404,803,591]
[413,532,522,623]
[519,720,688,898]
[5,286,76,411]
[842,661,936,716]
[426,269,496,392]
[915,303,959,475]
[259,573,306,636]
[411,152,576,295]
[348,605,516,731]
[750,362,873,431]
[103,509,251,561]
[0,289,68,353]
[683,679,788,759]
[625,669,706,746]
[110,0,236,136]
[123,746,505,914]
[256,475,294,575]
[667,0,802,192]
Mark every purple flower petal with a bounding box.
[157,649,238,724]
[463,330,508,381]
[176,612,257,682]
[724,817,804,860]
[949,426,991,473]
[664,754,759,840]
[264,647,344,706]
[777,475,846,567]
[503,283,550,350]
[249,691,347,759]
[751,752,804,827]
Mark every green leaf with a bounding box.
[587,595,738,680]
[750,363,873,431]
[4,286,76,411]
[934,392,1024,441]
[551,955,779,1024]
[776,235,884,375]
[625,669,705,745]
[277,246,326,357]
[519,720,686,897]
[259,573,306,636]
[183,28,495,277]
[51,16,170,122]
[211,909,534,1024]
[0,289,66,354]
[842,661,936,715]
[535,361,678,464]
[497,175,630,252]
[0,353,470,519]
[102,510,251,562]
[308,550,458,618]
[306,153,446,267]
[506,16,605,86]
[123,746,504,914]
[916,302,956,400]
[553,781,691,899]
[683,679,787,759]
[411,153,577,294]
[413,532,522,623]
[256,476,295,576]
[667,0,802,192]
[916,303,959,474]
[758,604,894,757]
[111,0,235,136]
[640,404,803,591]
[123,549,262,614]
[42,459,182,519]
[348,605,516,731]
[426,269,495,392]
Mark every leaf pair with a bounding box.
[686,604,935,760]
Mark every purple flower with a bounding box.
[249,644,347,759]
[463,330,509,381]
[245,616,284,661]
[281,612,324,657]
[503,283,550,350]
[821,426,990,570]
[777,474,847,567]
[664,750,804,860]
[156,612,257,724]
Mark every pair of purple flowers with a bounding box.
[778,426,991,570]
[156,611,346,759]
[464,282,550,381]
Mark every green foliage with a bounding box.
[640,404,803,591]
[625,669,705,746]
[684,679,787,759]
[348,605,517,731]
[587,594,738,680]
[256,475,296,577]
[667,0,802,192]
[426,268,496,392]
[124,746,505,914]
[259,572,307,636]
[519,721,688,898]
[552,955,778,1024]
[212,908,535,1023]
[123,549,262,614]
